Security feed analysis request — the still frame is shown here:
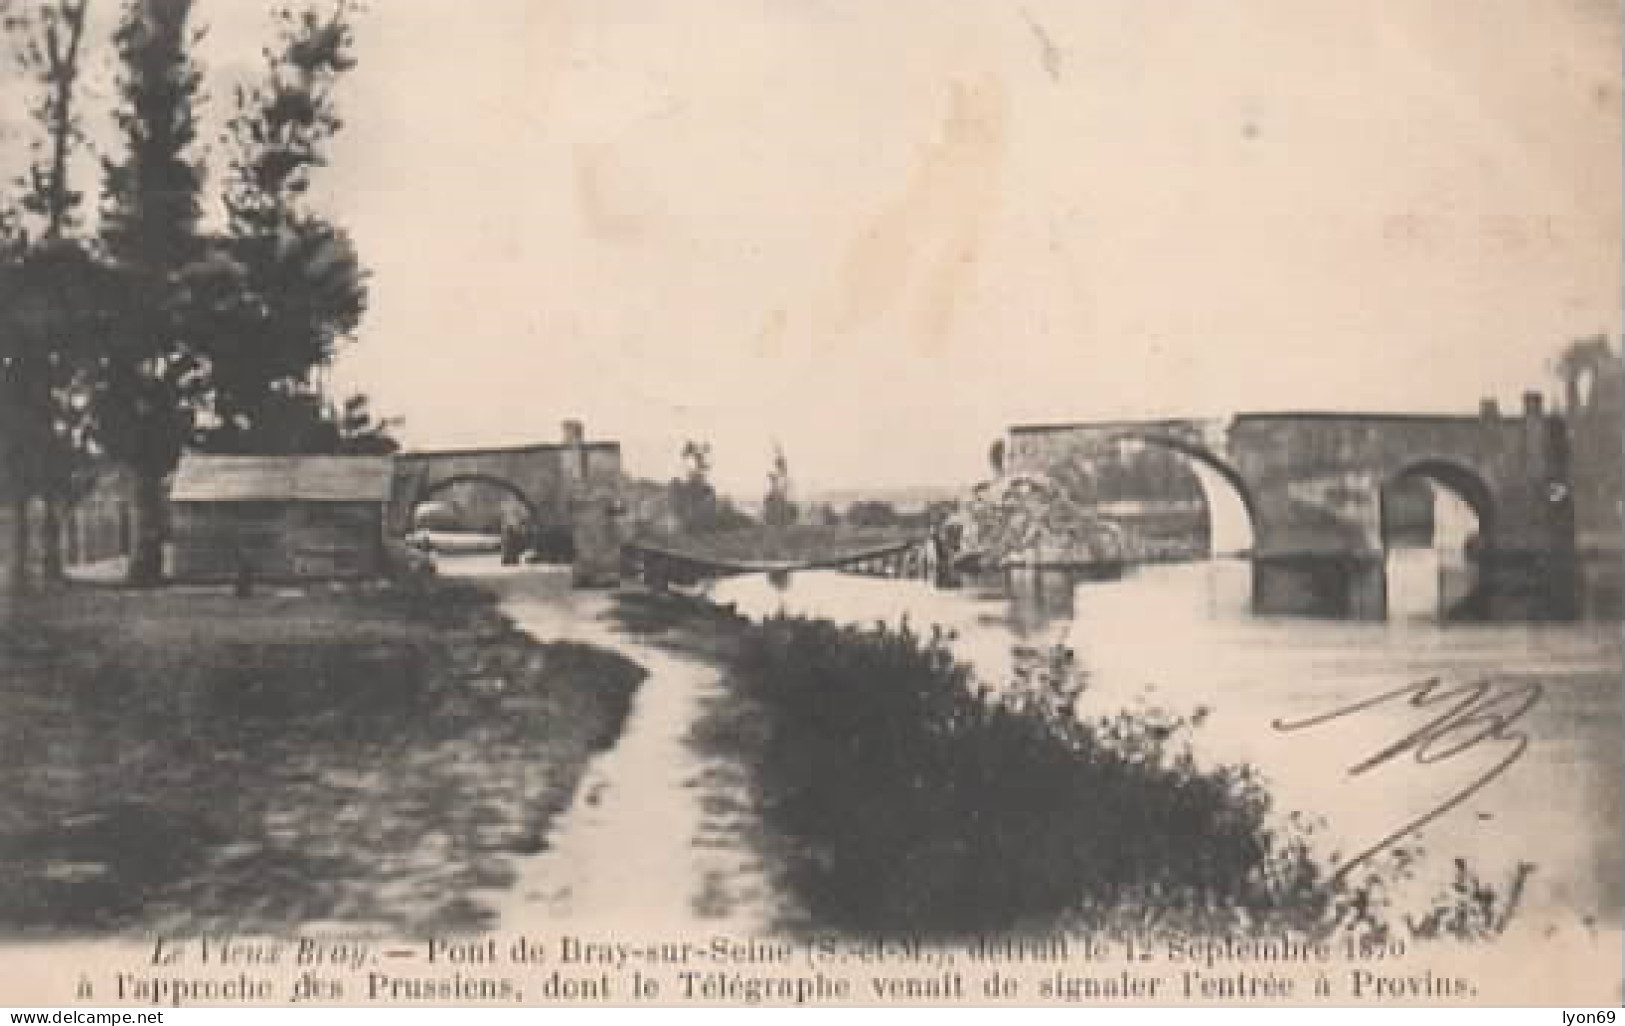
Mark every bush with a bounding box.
[732,615,1507,941]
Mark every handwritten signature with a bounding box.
[1271,677,1543,880]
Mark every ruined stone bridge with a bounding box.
[1004,395,1575,618]
[388,421,623,585]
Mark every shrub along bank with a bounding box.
[732,614,1327,937]
[615,592,1526,942]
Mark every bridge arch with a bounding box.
[1382,457,1497,538]
[1380,457,1497,619]
[1005,409,1569,620]
[412,473,539,529]
[1098,431,1259,556]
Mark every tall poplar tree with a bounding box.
[95,0,206,585]
[197,0,370,455]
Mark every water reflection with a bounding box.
[1386,548,1478,620]
[709,558,1622,929]
[1002,566,1077,638]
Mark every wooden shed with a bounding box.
[167,454,395,582]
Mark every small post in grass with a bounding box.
[234,543,255,599]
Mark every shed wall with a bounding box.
[169,501,384,581]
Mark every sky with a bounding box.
[3,0,1619,498]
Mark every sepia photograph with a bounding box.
[0,0,1619,1010]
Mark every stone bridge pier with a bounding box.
[1005,395,1576,620]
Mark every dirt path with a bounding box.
[452,560,780,935]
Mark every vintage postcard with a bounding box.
[0,0,1619,1011]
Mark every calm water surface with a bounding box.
[709,556,1623,930]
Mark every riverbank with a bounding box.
[612,589,1292,939]
[598,589,804,935]
[608,587,1554,946]
[0,575,646,938]
[444,562,791,935]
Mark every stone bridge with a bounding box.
[1004,394,1575,618]
[389,421,623,585]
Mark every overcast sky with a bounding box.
[5,1,1619,497]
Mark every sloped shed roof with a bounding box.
[170,454,395,503]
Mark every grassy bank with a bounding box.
[611,590,1525,943]
[0,577,645,938]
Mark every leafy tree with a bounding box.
[326,392,399,454]
[202,389,398,455]
[714,496,756,531]
[922,499,960,528]
[808,502,841,527]
[1,0,377,589]
[95,0,207,585]
[0,0,94,589]
[196,0,368,453]
[987,438,1006,476]
[763,442,797,528]
[681,439,711,479]
[845,500,899,528]
[669,439,721,533]
[0,246,122,592]
[1553,334,1620,416]
[89,0,373,584]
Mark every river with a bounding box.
[707,555,1622,933]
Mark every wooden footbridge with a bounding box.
[621,535,942,588]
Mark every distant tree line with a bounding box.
[0,0,391,592]
[654,440,967,537]
[842,499,957,530]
